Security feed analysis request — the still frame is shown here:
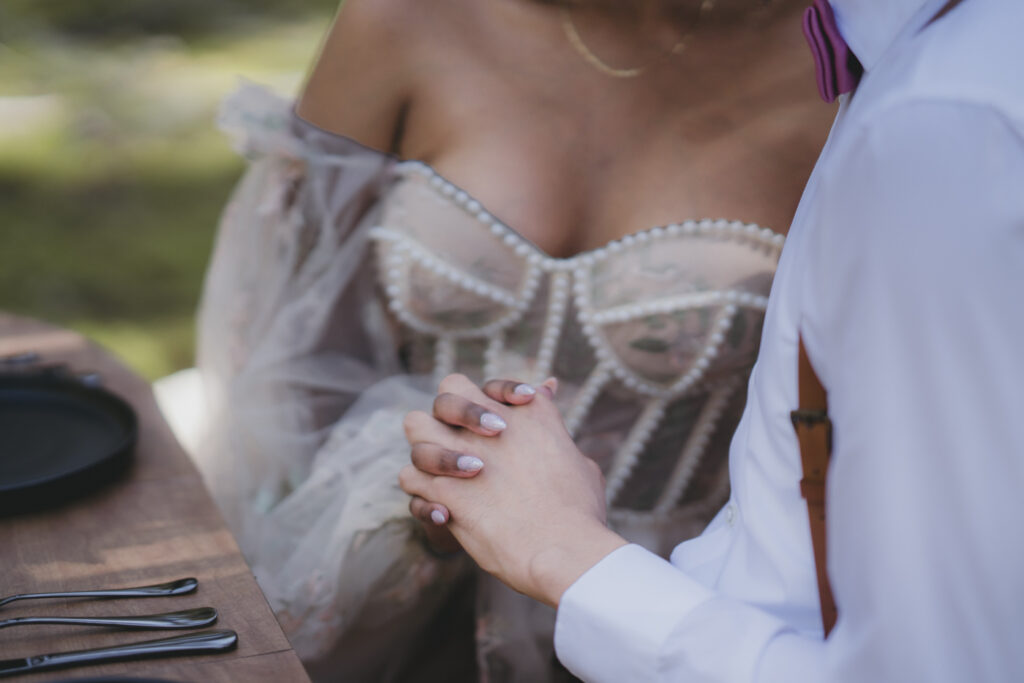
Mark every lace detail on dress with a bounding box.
[369,161,782,516]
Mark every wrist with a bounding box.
[527,518,627,608]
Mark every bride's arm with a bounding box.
[196,0,425,526]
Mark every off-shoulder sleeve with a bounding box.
[195,83,398,527]
[192,86,471,678]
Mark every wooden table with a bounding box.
[0,314,310,681]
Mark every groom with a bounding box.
[400,0,1024,680]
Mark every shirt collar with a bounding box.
[829,0,936,71]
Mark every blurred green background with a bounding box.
[0,0,336,379]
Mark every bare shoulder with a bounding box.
[296,0,442,151]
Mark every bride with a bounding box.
[176,0,834,679]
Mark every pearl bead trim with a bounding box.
[574,265,748,400]
[532,271,570,384]
[395,161,785,273]
[483,335,505,383]
[434,336,455,384]
[653,377,740,514]
[564,363,612,437]
[385,161,779,395]
[589,290,768,326]
[371,229,542,339]
[372,161,779,518]
[371,227,523,308]
[605,397,670,504]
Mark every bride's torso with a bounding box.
[294,0,832,541]
[368,158,781,538]
[298,0,833,257]
[192,2,836,676]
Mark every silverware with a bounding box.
[0,629,238,677]
[0,578,197,609]
[0,606,217,630]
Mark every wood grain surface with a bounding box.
[0,314,310,681]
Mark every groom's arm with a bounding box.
[803,98,1024,682]
[554,100,1024,682]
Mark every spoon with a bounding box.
[0,606,217,630]
[0,578,197,609]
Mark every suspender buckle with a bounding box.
[790,409,830,428]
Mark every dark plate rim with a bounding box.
[0,373,137,509]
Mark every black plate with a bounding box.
[0,373,137,515]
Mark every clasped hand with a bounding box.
[398,374,627,607]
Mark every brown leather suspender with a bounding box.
[781,0,966,645]
[781,0,962,640]
[791,337,838,636]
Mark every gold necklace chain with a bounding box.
[560,1,714,79]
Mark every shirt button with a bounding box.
[725,503,737,527]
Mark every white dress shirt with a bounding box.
[554,0,1024,680]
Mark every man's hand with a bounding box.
[406,378,556,552]
[399,374,626,606]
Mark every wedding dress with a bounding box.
[190,83,783,682]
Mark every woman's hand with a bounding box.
[407,378,555,552]
[400,374,626,607]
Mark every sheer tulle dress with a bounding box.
[189,84,784,682]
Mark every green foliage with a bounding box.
[0,16,330,379]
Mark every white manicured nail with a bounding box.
[457,455,484,472]
[430,509,447,525]
[513,383,536,395]
[480,412,507,431]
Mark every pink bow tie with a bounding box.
[803,0,863,102]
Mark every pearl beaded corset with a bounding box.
[371,161,784,516]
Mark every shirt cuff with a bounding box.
[553,543,714,682]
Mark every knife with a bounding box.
[0,629,238,677]
[0,607,217,630]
